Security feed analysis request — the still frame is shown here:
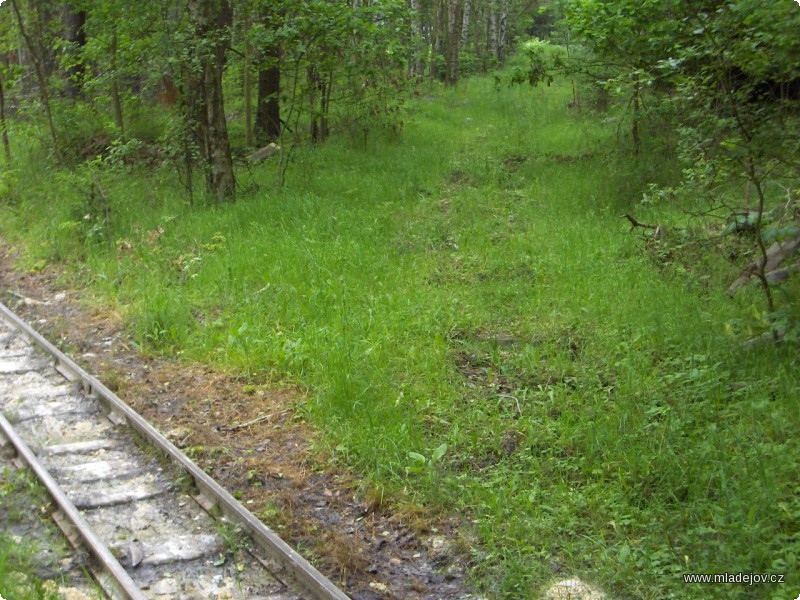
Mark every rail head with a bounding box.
[0,301,351,600]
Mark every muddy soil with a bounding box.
[0,243,480,600]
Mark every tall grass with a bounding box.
[1,75,798,599]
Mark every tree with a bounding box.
[10,0,60,156]
[444,0,464,84]
[667,0,800,328]
[0,71,10,164]
[562,0,800,337]
[566,0,680,154]
[74,0,161,137]
[0,7,19,164]
[0,0,415,193]
[249,2,282,144]
[254,47,281,143]
[60,4,87,98]
[185,0,236,203]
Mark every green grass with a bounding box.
[0,534,60,600]
[1,74,798,599]
[0,468,62,600]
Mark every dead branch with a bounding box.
[623,214,667,241]
[728,237,800,295]
[219,413,271,432]
[6,290,46,305]
[218,407,292,432]
[623,214,658,231]
[742,328,786,348]
[247,143,280,165]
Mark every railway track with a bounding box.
[0,301,350,600]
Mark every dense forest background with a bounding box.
[1,0,799,598]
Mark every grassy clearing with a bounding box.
[1,74,798,599]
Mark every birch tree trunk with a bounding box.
[496,0,508,67]
[460,0,470,49]
[489,0,498,66]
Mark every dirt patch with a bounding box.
[547,152,594,163]
[502,155,528,172]
[448,170,474,186]
[0,242,479,600]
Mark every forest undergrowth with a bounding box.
[1,74,798,599]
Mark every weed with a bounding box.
[215,519,248,556]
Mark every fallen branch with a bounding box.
[246,143,280,164]
[219,413,272,432]
[742,328,786,347]
[728,237,800,295]
[622,214,667,240]
[6,290,47,305]
[623,214,657,231]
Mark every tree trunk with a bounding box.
[489,0,498,66]
[631,72,640,156]
[61,6,86,98]
[243,14,253,147]
[460,0,470,49]
[10,0,59,157]
[429,0,443,81]
[496,0,508,67]
[308,65,319,143]
[564,24,580,112]
[307,65,331,143]
[0,73,10,164]
[319,70,331,141]
[110,30,125,136]
[205,60,235,204]
[186,0,235,204]
[445,0,463,85]
[408,0,424,79]
[254,46,281,143]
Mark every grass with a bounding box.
[1,72,799,599]
[0,468,63,600]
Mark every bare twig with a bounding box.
[498,394,522,416]
[623,214,667,241]
[6,290,46,305]
[622,214,658,231]
[219,408,291,432]
[220,413,272,432]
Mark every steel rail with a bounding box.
[0,412,148,600]
[0,300,351,600]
